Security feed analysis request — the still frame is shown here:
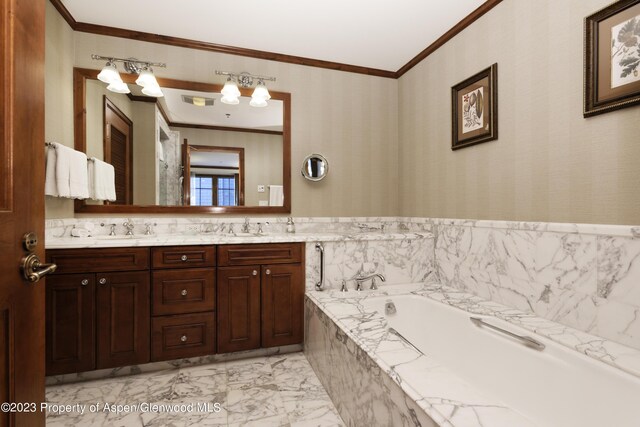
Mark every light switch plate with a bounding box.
[257,185,265,193]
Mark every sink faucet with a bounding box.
[241,217,250,233]
[354,273,386,291]
[123,220,135,236]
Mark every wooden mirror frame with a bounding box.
[73,67,291,214]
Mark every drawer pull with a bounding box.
[81,279,89,286]
[181,255,188,262]
[98,278,107,285]
[252,270,258,276]
[181,289,188,296]
[265,269,271,275]
[180,335,187,342]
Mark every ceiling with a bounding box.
[60,0,487,72]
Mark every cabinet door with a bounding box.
[96,271,150,369]
[217,266,260,353]
[46,274,95,375]
[261,264,304,348]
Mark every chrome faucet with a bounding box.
[123,220,135,236]
[354,273,386,291]
[241,217,250,233]
[144,223,156,235]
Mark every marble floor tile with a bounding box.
[45,351,344,427]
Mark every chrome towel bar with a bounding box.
[470,317,545,351]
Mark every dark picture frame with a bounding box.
[451,63,498,150]
[584,0,640,117]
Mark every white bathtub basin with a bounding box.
[361,294,640,427]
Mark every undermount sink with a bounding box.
[95,234,155,240]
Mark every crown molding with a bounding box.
[49,0,503,79]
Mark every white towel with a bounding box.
[89,157,116,201]
[45,144,58,196]
[157,140,165,162]
[69,149,89,199]
[269,185,284,206]
[53,142,73,197]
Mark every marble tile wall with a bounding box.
[431,219,640,351]
[304,236,435,292]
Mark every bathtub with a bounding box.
[361,293,640,427]
[305,283,640,427]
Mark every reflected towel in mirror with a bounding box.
[269,185,284,206]
[88,157,116,201]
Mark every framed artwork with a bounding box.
[585,0,640,117]
[451,63,498,150]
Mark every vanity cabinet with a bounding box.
[150,246,216,361]
[217,243,304,353]
[45,248,150,375]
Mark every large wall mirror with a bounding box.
[73,68,291,214]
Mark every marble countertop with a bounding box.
[45,231,433,249]
[306,283,640,427]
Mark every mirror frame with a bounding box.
[73,67,291,214]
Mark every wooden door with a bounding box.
[96,271,150,369]
[45,274,95,375]
[0,0,46,425]
[104,96,133,205]
[261,264,304,348]
[217,266,260,353]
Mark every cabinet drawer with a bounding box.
[47,248,149,273]
[152,268,215,316]
[151,313,215,361]
[152,246,215,269]
[218,243,303,266]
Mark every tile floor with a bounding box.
[45,352,344,427]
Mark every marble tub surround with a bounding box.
[305,237,435,292]
[306,283,640,427]
[46,352,344,427]
[432,219,640,351]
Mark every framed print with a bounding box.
[584,0,640,117]
[451,63,498,150]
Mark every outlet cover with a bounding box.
[257,185,265,193]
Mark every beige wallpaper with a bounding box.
[44,1,399,218]
[175,127,283,206]
[398,0,640,225]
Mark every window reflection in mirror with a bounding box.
[184,145,244,207]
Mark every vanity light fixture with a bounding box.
[215,71,276,107]
[91,54,167,97]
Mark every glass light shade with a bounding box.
[142,85,164,97]
[221,78,241,97]
[251,82,271,101]
[221,94,240,105]
[249,97,268,107]
[106,80,130,94]
[135,69,158,87]
[97,62,120,84]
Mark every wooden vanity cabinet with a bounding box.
[45,248,150,375]
[217,243,305,353]
[150,246,216,361]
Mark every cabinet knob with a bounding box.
[81,279,89,286]
[180,335,187,342]
[265,269,271,275]
[181,289,188,296]
[252,270,258,276]
[181,255,188,262]
[98,278,107,285]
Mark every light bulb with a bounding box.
[251,82,271,101]
[142,85,164,97]
[221,77,241,98]
[135,68,158,87]
[97,62,120,84]
[106,80,130,94]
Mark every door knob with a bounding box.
[21,253,57,283]
[265,269,271,275]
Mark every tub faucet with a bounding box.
[354,273,386,291]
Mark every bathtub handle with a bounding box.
[470,317,545,351]
[315,242,325,291]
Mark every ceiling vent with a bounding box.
[181,95,214,107]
